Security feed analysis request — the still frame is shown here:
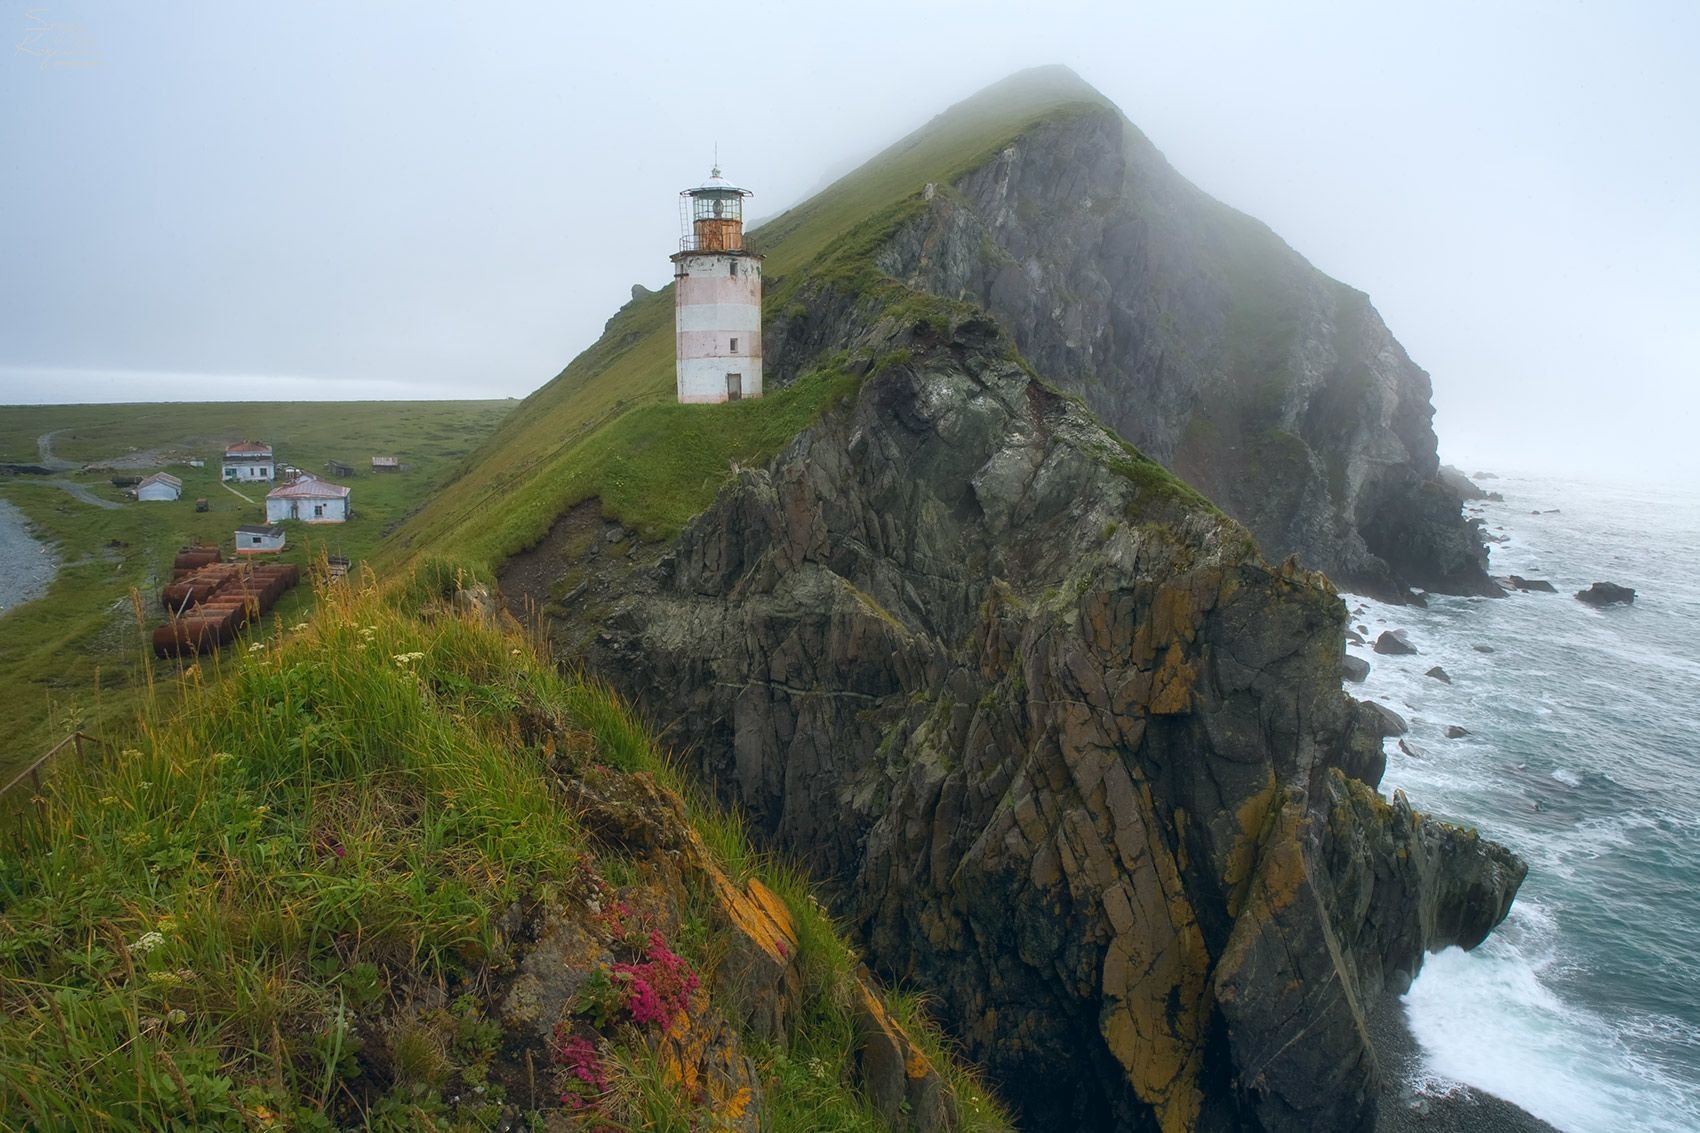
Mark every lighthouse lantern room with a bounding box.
[671,167,763,403]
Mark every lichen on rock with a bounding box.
[509,308,1526,1131]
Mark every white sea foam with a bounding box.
[1350,473,1700,1132]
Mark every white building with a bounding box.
[234,524,286,554]
[136,472,183,502]
[223,442,275,482]
[265,475,351,523]
[670,166,763,403]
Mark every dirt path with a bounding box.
[24,480,124,510]
[221,481,256,504]
[35,431,79,472]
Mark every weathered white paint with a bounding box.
[234,526,286,554]
[673,250,762,403]
[265,476,352,523]
[137,474,182,502]
[265,494,349,523]
[222,460,273,481]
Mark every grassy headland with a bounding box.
[379,68,1113,576]
[0,566,1011,1131]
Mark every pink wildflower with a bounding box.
[610,931,700,1032]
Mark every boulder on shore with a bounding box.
[1342,654,1371,683]
[1375,630,1418,655]
[1576,582,1635,607]
[1505,575,1557,593]
[1425,666,1452,684]
[1364,701,1410,737]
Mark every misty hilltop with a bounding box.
[768,66,1496,600]
[394,66,1494,605]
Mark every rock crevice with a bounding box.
[515,317,1525,1131]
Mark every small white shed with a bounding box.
[234,524,286,554]
[265,475,351,524]
[137,472,183,502]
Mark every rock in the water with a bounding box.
[1444,726,1470,739]
[1576,581,1636,606]
[1364,701,1410,737]
[1342,654,1371,683]
[1475,471,1499,480]
[1345,628,1366,646]
[1438,465,1492,501]
[1398,739,1427,759]
[1375,630,1418,655]
[1425,666,1451,684]
[1506,575,1557,593]
[1473,644,1495,654]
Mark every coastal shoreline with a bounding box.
[1373,992,1562,1133]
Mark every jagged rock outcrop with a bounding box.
[1575,581,1635,606]
[765,68,1497,601]
[516,314,1525,1131]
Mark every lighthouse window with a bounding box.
[730,337,739,352]
[729,260,738,277]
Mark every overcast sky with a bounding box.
[2,1,1695,481]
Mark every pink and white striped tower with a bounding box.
[670,167,762,403]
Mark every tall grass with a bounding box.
[0,565,1011,1131]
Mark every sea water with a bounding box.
[1344,473,1700,1133]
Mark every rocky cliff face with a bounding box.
[507,310,1525,1131]
[774,80,1496,601]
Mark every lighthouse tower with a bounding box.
[671,167,762,403]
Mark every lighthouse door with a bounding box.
[725,373,743,401]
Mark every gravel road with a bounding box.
[0,499,58,612]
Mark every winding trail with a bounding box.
[35,480,123,510]
[35,431,79,472]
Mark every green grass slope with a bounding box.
[382,67,1112,573]
[0,567,1011,1131]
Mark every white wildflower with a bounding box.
[133,931,165,956]
[392,651,426,665]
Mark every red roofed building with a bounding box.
[222,441,274,482]
[265,474,351,523]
